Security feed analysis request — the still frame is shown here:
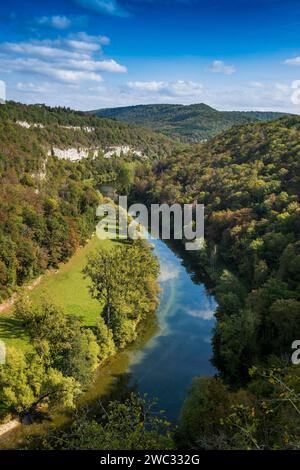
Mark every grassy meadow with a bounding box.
[0,236,112,351]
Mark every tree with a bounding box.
[14,297,100,387]
[95,317,116,363]
[83,241,159,348]
[116,163,134,194]
[0,347,80,416]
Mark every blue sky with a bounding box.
[1,0,300,111]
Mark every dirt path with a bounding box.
[0,419,20,437]
[0,275,43,315]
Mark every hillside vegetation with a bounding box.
[1,101,174,156]
[0,101,173,301]
[132,115,300,448]
[92,103,287,142]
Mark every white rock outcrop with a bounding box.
[49,147,100,162]
[104,146,144,159]
[16,121,95,133]
[16,121,45,129]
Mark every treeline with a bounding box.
[131,115,300,448]
[0,101,175,156]
[93,103,287,142]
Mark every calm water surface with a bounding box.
[126,236,217,420]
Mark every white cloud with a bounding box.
[210,60,236,75]
[45,69,103,83]
[127,81,165,91]
[0,32,126,87]
[36,15,72,30]
[127,80,203,98]
[16,82,51,93]
[65,33,110,51]
[168,80,203,96]
[285,56,300,65]
[69,58,127,73]
[4,42,90,60]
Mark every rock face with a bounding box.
[16,121,95,132]
[14,121,145,161]
[48,145,145,161]
[16,121,45,129]
[49,147,99,161]
[103,146,144,159]
[61,125,95,133]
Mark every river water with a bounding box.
[124,236,217,420]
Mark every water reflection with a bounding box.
[126,236,217,420]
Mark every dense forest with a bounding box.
[131,115,300,448]
[92,103,287,142]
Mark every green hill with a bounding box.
[133,114,300,380]
[91,103,288,142]
[0,101,174,158]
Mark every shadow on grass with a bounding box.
[0,317,27,341]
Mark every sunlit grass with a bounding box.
[0,236,114,351]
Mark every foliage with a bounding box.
[93,103,287,142]
[0,101,173,301]
[133,115,300,382]
[0,346,80,416]
[84,240,160,349]
[177,366,300,450]
[25,394,173,450]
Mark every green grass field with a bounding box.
[0,236,113,351]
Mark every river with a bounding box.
[125,236,217,420]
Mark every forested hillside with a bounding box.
[1,101,174,156]
[0,101,173,301]
[132,116,300,448]
[92,103,287,142]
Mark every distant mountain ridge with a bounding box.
[90,103,288,142]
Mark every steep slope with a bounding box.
[132,115,300,379]
[91,103,288,142]
[0,101,175,159]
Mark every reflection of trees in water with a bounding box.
[165,239,215,291]
[87,372,139,420]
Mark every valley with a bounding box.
[0,100,299,450]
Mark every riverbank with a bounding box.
[0,232,217,449]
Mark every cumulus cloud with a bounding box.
[210,60,236,75]
[285,56,300,65]
[127,80,203,98]
[159,265,180,282]
[68,59,127,73]
[16,82,51,93]
[0,32,127,85]
[127,81,166,91]
[249,81,265,88]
